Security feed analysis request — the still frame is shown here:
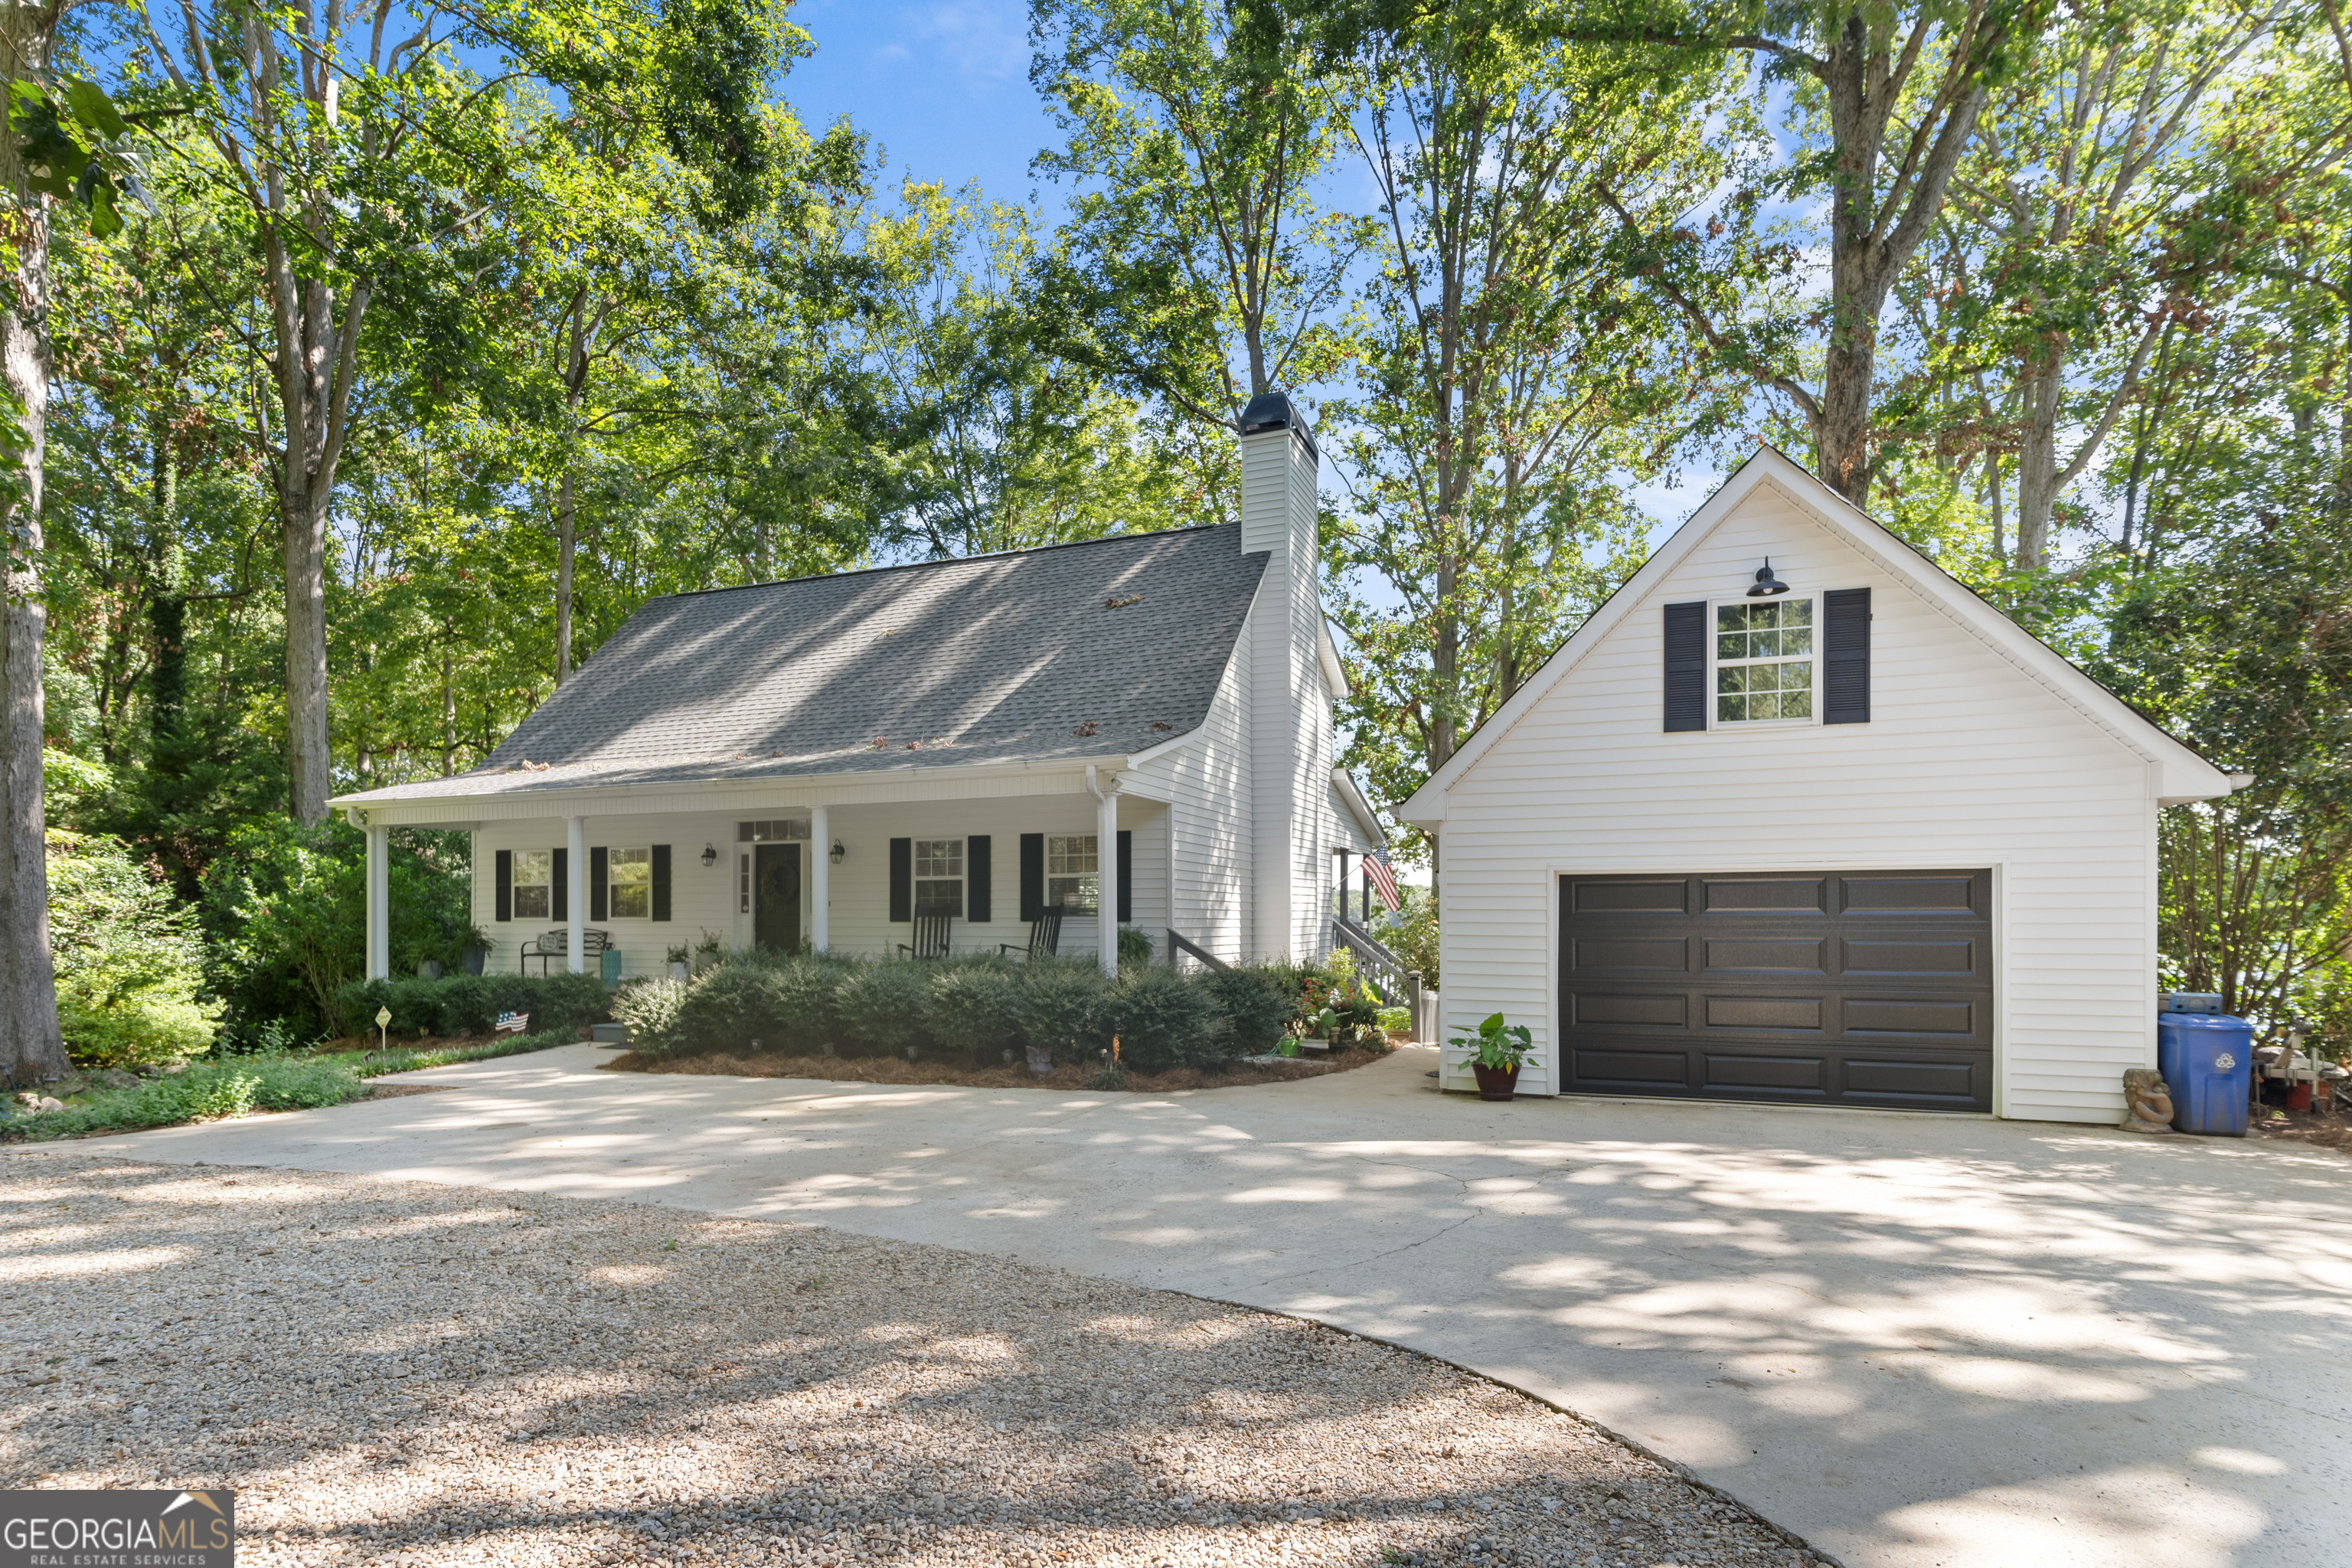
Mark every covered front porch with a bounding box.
[350,764,1174,985]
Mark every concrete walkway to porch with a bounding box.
[50,1042,2352,1568]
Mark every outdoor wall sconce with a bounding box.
[1746,557,1790,597]
[831,840,847,865]
[700,843,719,868]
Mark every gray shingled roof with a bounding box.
[338,524,1269,803]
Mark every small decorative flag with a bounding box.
[1363,848,1401,911]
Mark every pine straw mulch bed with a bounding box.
[597,1043,1396,1093]
[2248,1101,2352,1156]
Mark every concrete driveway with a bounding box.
[46,1043,2352,1568]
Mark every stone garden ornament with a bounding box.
[2121,1067,2176,1134]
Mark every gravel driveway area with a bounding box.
[1,1152,1822,1568]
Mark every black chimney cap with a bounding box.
[1238,391,1316,457]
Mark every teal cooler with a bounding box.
[2156,1013,2252,1136]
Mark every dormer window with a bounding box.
[1714,599,1815,724]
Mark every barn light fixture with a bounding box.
[1746,557,1790,597]
[700,843,719,868]
[831,840,847,865]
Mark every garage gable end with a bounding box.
[1398,449,2233,825]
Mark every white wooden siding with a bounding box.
[469,795,1169,978]
[1434,485,2158,1123]
[1127,629,1254,963]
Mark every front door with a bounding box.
[755,843,802,954]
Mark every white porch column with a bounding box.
[1097,782,1119,976]
[566,815,587,974]
[809,805,830,952]
[364,822,390,980]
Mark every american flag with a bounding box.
[1362,848,1401,911]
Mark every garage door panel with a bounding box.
[1704,1054,1827,1093]
[1838,874,1982,916]
[1562,870,1992,1113]
[1574,880,1690,914]
[1841,937,1978,976]
[1573,1048,1692,1088]
[1572,992,1688,1027]
[1705,995,1823,1031]
[1841,1057,1982,1106]
[1704,877,1826,913]
[1704,938,1826,973]
[1574,936,1690,972]
[1843,998,1978,1037]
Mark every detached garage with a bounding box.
[1397,449,2243,1125]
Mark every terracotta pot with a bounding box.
[1472,1063,1521,1102]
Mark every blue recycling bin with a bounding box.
[2156,1011,2253,1136]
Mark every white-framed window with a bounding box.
[609,848,651,919]
[1048,835,1099,911]
[1713,598,1815,724]
[512,849,552,921]
[737,820,809,842]
[914,838,963,916]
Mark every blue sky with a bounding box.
[782,0,1059,212]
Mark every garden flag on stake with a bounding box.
[1364,848,1401,911]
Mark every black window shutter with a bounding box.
[1019,833,1044,920]
[552,848,568,923]
[1116,830,1132,923]
[651,845,671,922]
[889,838,913,923]
[590,847,609,922]
[495,850,512,923]
[966,836,991,923]
[1824,587,1871,724]
[1664,601,1707,732]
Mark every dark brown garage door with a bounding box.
[1560,871,1993,1112]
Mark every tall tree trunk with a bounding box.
[554,469,576,682]
[279,480,331,818]
[2013,350,2066,570]
[0,7,64,1084]
[440,638,456,777]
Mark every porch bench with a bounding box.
[521,927,611,975]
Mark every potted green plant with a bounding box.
[1451,1013,1534,1101]
[666,943,691,982]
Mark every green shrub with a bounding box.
[46,829,223,1070]
[329,972,604,1039]
[669,960,780,1051]
[761,956,848,1049]
[1016,959,1112,1064]
[924,964,1024,1062]
[1203,968,1293,1057]
[203,818,480,1045]
[836,962,936,1057]
[611,979,691,1058]
[668,955,843,1054]
[1102,965,1224,1070]
[1116,927,1155,969]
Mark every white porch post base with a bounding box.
[567,815,587,975]
[810,804,830,952]
[1098,784,1119,976]
[365,823,389,981]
